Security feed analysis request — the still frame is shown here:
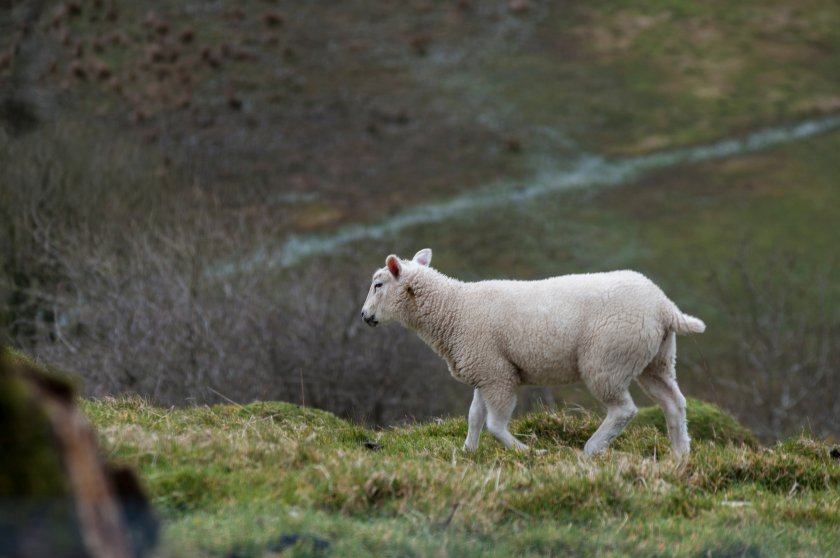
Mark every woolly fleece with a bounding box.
[361,249,705,457]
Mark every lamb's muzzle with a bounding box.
[362,311,378,327]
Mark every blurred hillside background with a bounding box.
[1,0,839,440]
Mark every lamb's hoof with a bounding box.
[583,441,605,458]
[532,448,547,455]
[671,442,691,460]
[462,444,478,452]
[670,449,691,462]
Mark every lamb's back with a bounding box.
[465,270,665,313]
[458,271,671,384]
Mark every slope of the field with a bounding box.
[82,396,839,557]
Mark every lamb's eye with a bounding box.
[374,282,383,291]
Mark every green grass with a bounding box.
[470,0,840,155]
[82,396,840,557]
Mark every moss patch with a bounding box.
[0,350,71,498]
[636,398,759,448]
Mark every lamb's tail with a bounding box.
[671,310,706,335]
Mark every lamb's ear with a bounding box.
[386,255,402,278]
[412,248,432,267]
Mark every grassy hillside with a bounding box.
[83,396,840,557]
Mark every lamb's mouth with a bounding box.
[363,314,378,327]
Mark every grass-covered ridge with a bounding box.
[83,396,839,557]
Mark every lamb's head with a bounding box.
[361,248,432,327]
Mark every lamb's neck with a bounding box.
[403,271,464,360]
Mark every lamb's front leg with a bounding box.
[463,388,486,451]
[483,386,528,451]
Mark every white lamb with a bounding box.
[360,249,706,457]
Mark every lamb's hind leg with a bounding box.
[637,332,690,457]
[463,389,486,451]
[481,385,527,451]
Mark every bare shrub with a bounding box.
[1,122,465,424]
[709,256,840,439]
[1,119,161,340]
[12,226,464,424]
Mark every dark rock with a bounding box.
[267,533,330,553]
